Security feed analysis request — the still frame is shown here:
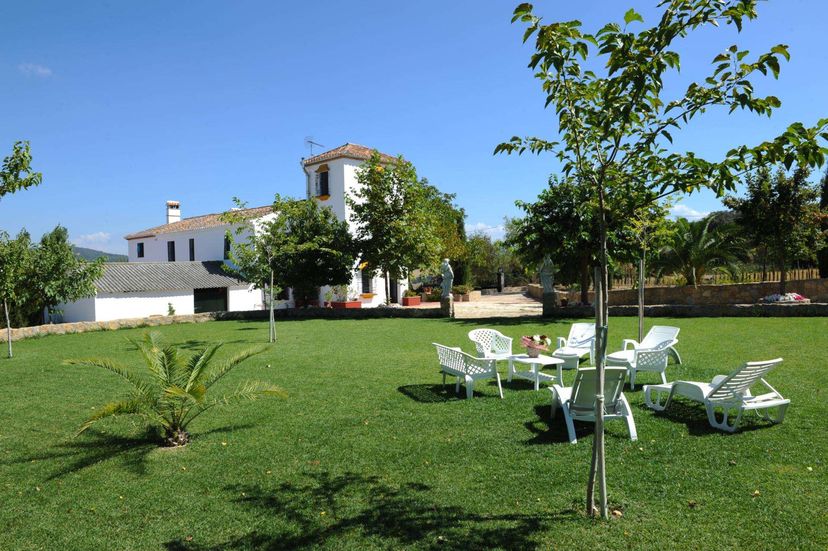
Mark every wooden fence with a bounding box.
[611,268,820,289]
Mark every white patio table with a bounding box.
[507,353,565,391]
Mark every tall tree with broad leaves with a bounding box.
[724,166,823,292]
[496,1,828,518]
[0,141,42,200]
[817,168,828,278]
[348,152,440,303]
[0,231,33,358]
[32,226,104,325]
[224,196,357,340]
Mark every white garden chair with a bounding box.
[468,329,513,363]
[606,342,672,390]
[552,322,595,366]
[623,325,682,364]
[433,343,503,400]
[550,367,637,444]
[643,358,789,433]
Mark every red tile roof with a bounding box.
[125,205,273,240]
[302,143,397,166]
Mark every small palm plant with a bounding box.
[64,332,285,447]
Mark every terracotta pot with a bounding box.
[402,296,421,306]
[331,301,362,309]
[526,347,541,358]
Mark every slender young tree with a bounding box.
[497,1,828,518]
[0,231,32,358]
[0,141,42,201]
[819,168,828,278]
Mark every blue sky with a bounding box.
[2,0,826,253]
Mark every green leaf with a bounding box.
[623,8,643,25]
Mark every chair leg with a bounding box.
[669,347,682,365]
[455,377,461,394]
[629,368,636,391]
[620,395,637,441]
[495,372,503,399]
[507,359,513,382]
[706,403,742,433]
[465,375,474,399]
[644,386,670,411]
[562,407,577,444]
[660,371,667,384]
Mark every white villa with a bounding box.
[58,143,409,322]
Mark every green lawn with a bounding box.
[1,317,826,550]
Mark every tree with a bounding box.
[655,217,744,286]
[820,168,828,278]
[496,2,828,518]
[349,152,439,303]
[629,200,673,341]
[0,231,33,358]
[32,226,104,324]
[64,332,285,447]
[507,175,648,303]
[725,166,822,292]
[421,181,468,283]
[225,196,357,340]
[0,141,42,200]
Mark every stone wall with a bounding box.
[545,302,828,318]
[1,306,444,343]
[607,278,828,306]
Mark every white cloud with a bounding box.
[466,222,505,241]
[72,232,111,248]
[18,63,53,78]
[669,204,710,221]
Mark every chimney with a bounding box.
[166,200,181,224]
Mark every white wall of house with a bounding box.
[228,285,264,311]
[58,297,96,323]
[95,290,195,321]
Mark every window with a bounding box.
[223,236,231,260]
[361,269,372,294]
[315,165,329,198]
[167,241,175,262]
[318,171,329,197]
[136,242,144,258]
[188,238,195,261]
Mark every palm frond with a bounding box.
[63,357,153,398]
[129,332,165,380]
[202,346,268,389]
[185,343,223,390]
[183,381,285,426]
[77,398,147,435]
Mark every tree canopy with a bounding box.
[0,141,42,201]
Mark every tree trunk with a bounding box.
[4,299,12,359]
[586,185,609,520]
[269,270,275,343]
[385,271,391,305]
[638,254,645,343]
[779,261,787,295]
[580,255,590,304]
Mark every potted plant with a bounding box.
[402,289,421,306]
[520,335,552,358]
[330,285,362,309]
[452,284,473,302]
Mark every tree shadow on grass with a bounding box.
[397,381,506,403]
[164,471,580,550]
[6,424,254,480]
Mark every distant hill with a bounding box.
[72,246,127,262]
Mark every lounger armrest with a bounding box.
[759,378,785,399]
[623,339,639,350]
[557,337,567,349]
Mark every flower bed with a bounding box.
[760,292,810,304]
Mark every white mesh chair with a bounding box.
[468,329,513,363]
[433,343,503,399]
[552,323,595,365]
[550,367,637,444]
[607,342,672,390]
[623,325,682,364]
[643,358,789,433]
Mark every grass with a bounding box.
[0,316,826,550]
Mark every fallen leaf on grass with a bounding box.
[611,509,623,518]
[688,500,697,509]
[752,490,761,497]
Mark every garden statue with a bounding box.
[441,259,454,298]
[540,255,555,293]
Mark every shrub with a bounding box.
[452,284,473,295]
[63,332,285,447]
[403,290,419,298]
